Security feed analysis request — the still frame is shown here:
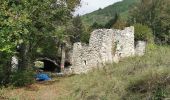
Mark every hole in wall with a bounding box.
[84,60,87,65]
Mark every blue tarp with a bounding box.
[36,73,51,81]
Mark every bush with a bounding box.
[0,52,12,86]
[81,32,90,43]
[134,23,154,43]
[10,70,35,87]
[113,19,127,30]
[128,67,170,99]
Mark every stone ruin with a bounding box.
[70,26,146,74]
[11,26,146,74]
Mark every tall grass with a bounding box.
[59,44,170,100]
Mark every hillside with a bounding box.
[81,0,139,26]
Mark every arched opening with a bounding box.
[40,59,60,73]
[35,57,72,73]
[35,58,60,73]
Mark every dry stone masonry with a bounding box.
[71,26,146,74]
[135,41,146,56]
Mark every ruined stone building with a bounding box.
[11,26,146,74]
[70,26,146,74]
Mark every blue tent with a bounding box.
[36,73,51,81]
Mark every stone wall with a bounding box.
[71,26,145,74]
[135,41,146,56]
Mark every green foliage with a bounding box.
[81,0,139,26]
[0,52,12,85]
[153,86,167,100]
[134,23,154,43]
[103,13,128,29]
[68,15,86,43]
[113,18,127,30]
[104,13,119,29]
[0,0,80,57]
[66,15,91,45]
[90,22,104,29]
[35,37,59,59]
[80,32,90,44]
[10,70,35,87]
[0,0,80,86]
[0,1,30,53]
[129,0,170,44]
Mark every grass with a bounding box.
[0,44,170,100]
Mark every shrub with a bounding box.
[81,32,90,43]
[0,52,12,86]
[134,23,154,43]
[128,67,170,99]
[113,19,127,30]
[10,70,35,87]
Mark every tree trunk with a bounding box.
[60,43,66,73]
[18,43,31,71]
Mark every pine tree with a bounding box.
[104,13,119,28]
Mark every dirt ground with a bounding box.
[0,78,70,100]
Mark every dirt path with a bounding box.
[0,78,70,100]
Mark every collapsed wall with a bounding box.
[71,26,136,74]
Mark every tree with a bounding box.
[0,0,80,83]
[104,13,119,28]
[129,0,170,44]
[91,22,104,29]
[134,23,154,43]
[69,15,87,43]
[104,13,127,29]
[70,15,84,42]
[113,18,127,30]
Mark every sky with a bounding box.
[74,0,122,15]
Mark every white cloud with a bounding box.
[74,0,122,15]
